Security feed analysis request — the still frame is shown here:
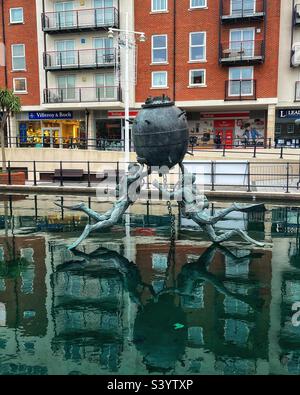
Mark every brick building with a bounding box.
[135,0,281,147]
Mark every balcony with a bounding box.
[220,0,265,23]
[225,79,257,101]
[44,86,122,104]
[294,4,300,26]
[42,7,119,33]
[44,49,117,71]
[220,40,264,65]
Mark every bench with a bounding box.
[53,169,84,182]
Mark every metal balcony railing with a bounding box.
[42,7,119,32]
[43,86,122,103]
[44,48,117,70]
[225,79,257,101]
[220,0,266,23]
[220,40,264,65]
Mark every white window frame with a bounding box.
[228,66,253,97]
[229,28,255,58]
[151,0,168,12]
[230,0,256,16]
[13,78,27,94]
[189,69,206,86]
[152,34,168,64]
[151,71,168,88]
[190,0,207,9]
[10,7,24,24]
[11,44,26,71]
[189,32,206,62]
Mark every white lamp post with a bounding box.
[108,13,145,166]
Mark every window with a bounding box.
[95,73,116,99]
[94,0,114,25]
[55,40,75,66]
[287,124,295,134]
[189,32,206,61]
[152,35,168,63]
[12,44,26,71]
[94,37,114,64]
[13,78,27,93]
[231,0,255,16]
[190,0,207,8]
[57,75,76,101]
[189,69,206,86]
[152,71,168,88]
[152,0,168,12]
[10,8,24,24]
[55,1,74,28]
[229,66,253,96]
[230,28,255,57]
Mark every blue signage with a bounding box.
[278,109,300,119]
[28,111,73,120]
[19,123,27,143]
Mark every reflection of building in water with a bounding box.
[0,236,47,337]
[51,245,138,372]
[135,243,272,374]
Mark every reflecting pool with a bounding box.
[0,194,300,375]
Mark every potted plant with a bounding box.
[0,89,23,185]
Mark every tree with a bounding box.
[0,89,21,173]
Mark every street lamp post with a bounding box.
[108,13,145,166]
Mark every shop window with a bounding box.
[151,71,168,88]
[189,32,206,62]
[190,0,207,8]
[152,35,168,63]
[10,8,24,24]
[12,44,26,71]
[287,124,295,134]
[275,124,281,136]
[152,0,168,12]
[189,69,206,86]
[13,78,27,94]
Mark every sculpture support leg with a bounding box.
[204,224,265,247]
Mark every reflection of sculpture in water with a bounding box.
[55,163,150,250]
[153,164,266,247]
[58,244,264,373]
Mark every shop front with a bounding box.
[16,111,86,148]
[187,111,266,148]
[95,110,138,151]
[275,108,300,147]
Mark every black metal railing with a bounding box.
[220,40,264,64]
[42,7,119,32]
[43,86,122,103]
[220,0,266,22]
[44,48,117,70]
[225,79,257,101]
[1,159,300,195]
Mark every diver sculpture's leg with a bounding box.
[68,202,128,250]
[54,202,113,222]
[204,224,265,247]
[209,203,265,225]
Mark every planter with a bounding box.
[0,172,26,185]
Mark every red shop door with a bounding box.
[214,120,234,149]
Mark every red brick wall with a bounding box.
[1,0,40,105]
[135,0,281,104]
